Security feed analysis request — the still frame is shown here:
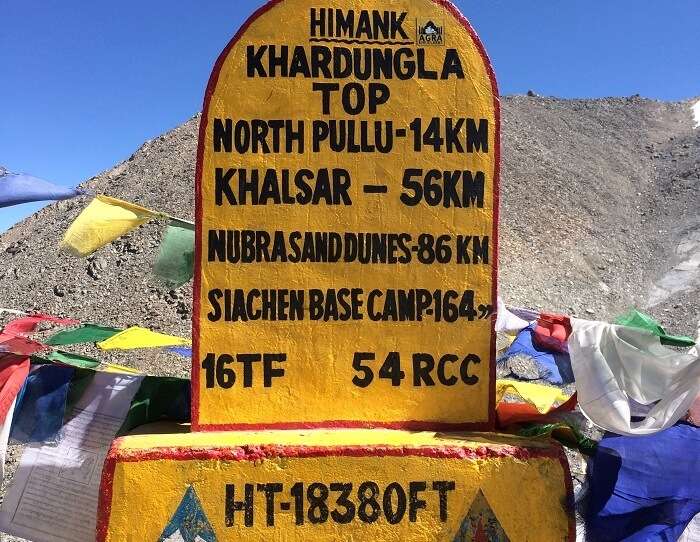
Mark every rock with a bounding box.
[86,255,109,279]
[5,242,25,255]
[125,241,141,254]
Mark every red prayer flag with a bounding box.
[496,392,578,428]
[0,333,48,356]
[0,354,30,421]
[533,312,572,353]
[2,314,79,337]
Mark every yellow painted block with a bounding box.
[98,429,574,541]
[192,0,500,430]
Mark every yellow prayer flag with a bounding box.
[97,326,191,350]
[496,379,571,414]
[61,195,157,256]
[102,363,143,375]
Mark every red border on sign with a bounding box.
[191,0,500,432]
[96,440,574,542]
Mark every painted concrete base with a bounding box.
[98,428,574,541]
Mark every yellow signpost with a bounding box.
[98,429,573,541]
[98,3,574,540]
[193,0,500,430]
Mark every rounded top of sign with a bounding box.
[200,0,498,109]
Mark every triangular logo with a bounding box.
[159,486,217,542]
[452,489,511,541]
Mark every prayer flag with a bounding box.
[168,346,192,358]
[680,514,700,541]
[499,325,574,384]
[42,351,100,369]
[153,220,195,288]
[495,378,577,427]
[568,318,700,436]
[533,313,571,353]
[496,394,578,428]
[495,297,531,335]
[517,422,597,456]
[0,355,28,428]
[587,423,700,541]
[0,173,82,208]
[0,371,143,541]
[45,324,122,346]
[97,326,190,350]
[496,379,571,414]
[61,195,157,256]
[64,367,97,414]
[615,309,695,348]
[0,334,46,356]
[118,375,190,435]
[2,314,79,336]
[103,363,142,374]
[10,364,74,444]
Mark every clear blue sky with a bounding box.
[1,0,699,231]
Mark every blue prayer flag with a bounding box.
[10,364,75,444]
[0,172,83,208]
[169,346,192,358]
[499,325,574,384]
[586,423,700,541]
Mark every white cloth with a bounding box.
[495,297,532,335]
[568,318,700,436]
[690,320,700,357]
[680,514,700,542]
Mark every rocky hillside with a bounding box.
[500,96,699,334]
[0,96,699,379]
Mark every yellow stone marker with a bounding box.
[193,0,500,431]
[98,429,573,541]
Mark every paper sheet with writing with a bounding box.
[0,372,142,542]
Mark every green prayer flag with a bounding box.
[64,368,97,415]
[44,350,100,369]
[45,324,122,346]
[518,422,598,456]
[117,375,190,435]
[614,309,695,348]
[153,220,195,288]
